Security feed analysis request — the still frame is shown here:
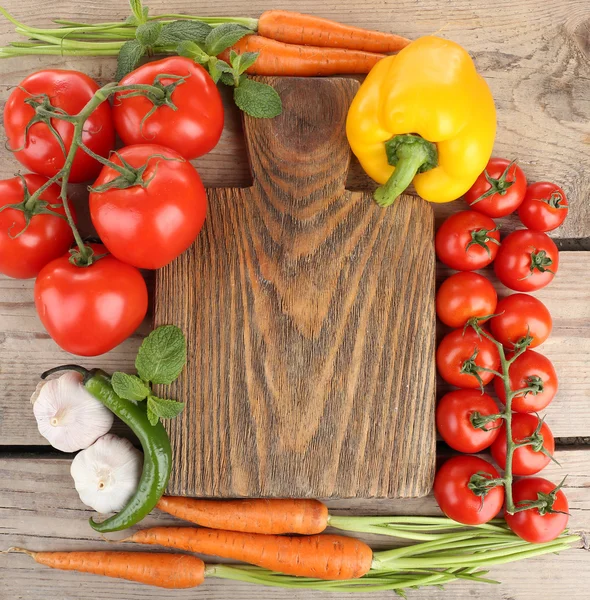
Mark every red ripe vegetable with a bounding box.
[518,182,568,232]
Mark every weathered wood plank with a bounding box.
[2,252,588,445]
[0,1,588,237]
[0,451,588,599]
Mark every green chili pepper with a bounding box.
[41,365,172,532]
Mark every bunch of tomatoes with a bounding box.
[0,57,224,356]
[432,158,569,543]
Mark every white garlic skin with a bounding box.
[32,371,114,452]
[71,433,143,514]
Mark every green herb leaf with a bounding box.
[220,72,235,86]
[204,23,252,56]
[136,325,187,384]
[234,78,282,119]
[128,0,148,25]
[111,372,150,402]
[147,395,185,421]
[147,402,159,426]
[177,40,209,64]
[231,51,259,75]
[116,39,145,80]
[158,20,212,46]
[136,22,162,47]
[207,57,223,83]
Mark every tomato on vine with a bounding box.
[505,477,569,543]
[436,390,502,453]
[34,244,148,357]
[490,294,552,349]
[113,57,224,160]
[518,182,568,232]
[435,211,501,271]
[494,229,559,292]
[4,70,115,182]
[434,456,505,525]
[494,350,558,412]
[436,272,497,328]
[436,327,500,389]
[0,174,74,279]
[491,413,555,476]
[464,158,527,217]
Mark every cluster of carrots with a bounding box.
[220,10,411,76]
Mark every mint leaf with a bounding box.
[111,372,150,402]
[158,20,212,46]
[204,23,252,56]
[136,325,187,384]
[136,22,162,47]
[128,0,148,25]
[220,72,235,86]
[116,39,144,80]
[234,78,282,118]
[231,51,259,75]
[147,395,185,421]
[147,402,159,426]
[177,40,209,64]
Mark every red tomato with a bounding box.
[0,174,74,279]
[494,230,558,292]
[436,328,500,389]
[518,182,568,232]
[4,70,115,183]
[436,390,501,453]
[490,294,552,349]
[34,244,147,356]
[494,350,558,412]
[435,211,501,271]
[505,477,569,543]
[464,158,527,217]
[491,413,554,476]
[434,456,505,525]
[113,57,224,160]
[89,144,207,270]
[436,272,497,328]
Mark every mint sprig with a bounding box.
[111,325,186,426]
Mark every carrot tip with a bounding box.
[5,547,35,557]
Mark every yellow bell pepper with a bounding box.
[346,36,496,206]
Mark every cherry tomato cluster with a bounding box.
[0,59,224,356]
[433,157,569,544]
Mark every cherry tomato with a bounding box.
[434,456,505,525]
[518,182,568,232]
[464,158,527,217]
[494,230,558,292]
[436,328,500,389]
[490,294,552,349]
[505,477,569,543]
[436,390,501,453]
[494,350,558,412]
[34,244,148,356]
[491,413,554,476]
[4,70,115,183]
[436,272,497,328]
[89,144,207,270]
[0,174,74,279]
[435,211,501,271]
[113,57,224,160]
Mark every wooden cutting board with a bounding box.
[154,77,436,499]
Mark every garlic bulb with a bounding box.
[31,371,114,452]
[71,433,143,514]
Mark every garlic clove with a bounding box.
[71,433,143,514]
[32,371,114,453]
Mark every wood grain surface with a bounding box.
[154,77,436,499]
[1,451,588,599]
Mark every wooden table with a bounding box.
[1,1,589,598]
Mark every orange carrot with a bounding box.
[156,496,329,534]
[8,548,205,589]
[126,526,374,580]
[219,36,385,76]
[257,10,410,53]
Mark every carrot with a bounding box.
[257,10,410,54]
[156,496,329,534]
[219,36,385,76]
[125,526,374,580]
[7,548,205,589]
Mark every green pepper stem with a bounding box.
[374,134,438,207]
[41,364,93,381]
